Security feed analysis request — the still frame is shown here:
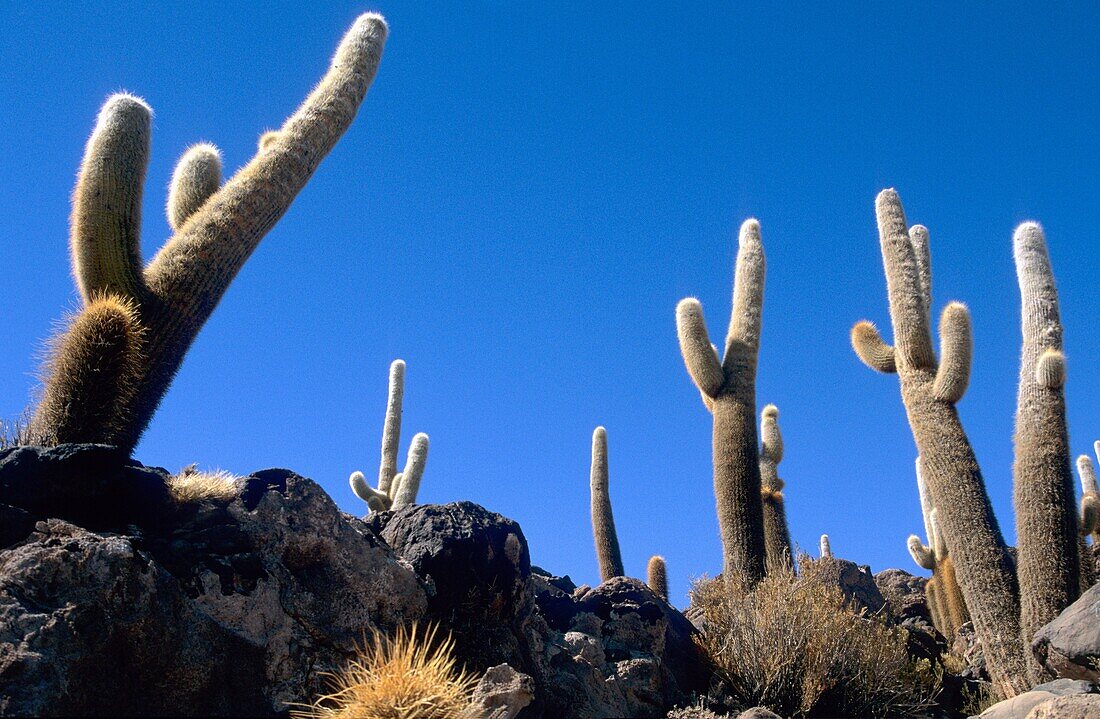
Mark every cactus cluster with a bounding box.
[26,13,390,452]
[350,360,430,513]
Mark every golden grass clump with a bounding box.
[167,465,243,503]
[690,557,938,718]
[291,623,481,719]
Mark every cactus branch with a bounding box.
[590,427,624,582]
[378,359,405,495]
[851,321,897,373]
[166,144,223,231]
[932,302,972,403]
[391,433,429,509]
[676,299,723,399]
[647,555,668,601]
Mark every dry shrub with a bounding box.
[291,623,481,719]
[167,465,243,503]
[690,558,938,718]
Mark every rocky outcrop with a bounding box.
[875,568,932,624]
[1032,582,1100,683]
[974,679,1098,719]
[0,444,426,715]
[815,557,887,616]
[470,664,536,719]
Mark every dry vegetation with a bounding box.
[167,465,243,504]
[290,623,481,719]
[690,558,939,718]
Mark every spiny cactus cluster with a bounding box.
[855,189,1091,696]
[350,360,430,513]
[25,13,389,452]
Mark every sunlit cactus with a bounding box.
[590,426,624,582]
[31,13,390,451]
[647,555,669,601]
[759,404,793,575]
[850,189,1027,696]
[675,219,767,584]
[819,534,831,559]
[1012,222,1079,674]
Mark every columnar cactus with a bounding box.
[759,404,794,575]
[1012,222,1080,667]
[350,360,430,512]
[907,458,969,637]
[818,534,831,559]
[851,189,1027,696]
[1079,453,1100,542]
[676,219,767,584]
[647,555,669,601]
[28,13,390,451]
[590,426,624,582]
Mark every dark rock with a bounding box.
[737,709,783,719]
[815,557,887,616]
[875,568,933,624]
[1032,582,1100,683]
[471,664,535,719]
[954,621,990,682]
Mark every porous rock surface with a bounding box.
[974,679,1098,719]
[1031,582,1100,684]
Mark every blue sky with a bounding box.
[1,3,1098,605]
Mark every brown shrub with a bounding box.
[690,558,938,718]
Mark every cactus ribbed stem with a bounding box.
[759,404,793,575]
[647,555,668,601]
[378,359,405,496]
[166,144,222,231]
[819,534,831,559]
[391,433,429,509]
[1012,222,1079,679]
[590,427,624,582]
[676,219,767,584]
[852,189,1027,697]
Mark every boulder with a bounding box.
[815,557,887,616]
[1032,582,1100,683]
[1025,693,1100,718]
[874,568,932,624]
[470,664,535,719]
[974,679,1098,719]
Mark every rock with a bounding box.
[875,568,933,624]
[975,679,1098,719]
[0,445,426,715]
[737,709,783,719]
[1032,582,1100,683]
[470,664,535,719]
[1025,693,1100,718]
[666,705,731,718]
[815,557,887,616]
[954,622,990,682]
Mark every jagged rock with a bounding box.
[0,445,426,715]
[1032,582,1100,683]
[954,621,990,682]
[815,557,887,616]
[875,568,933,623]
[1025,693,1100,718]
[737,709,783,719]
[974,679,1098,719]
[470,664,535,719]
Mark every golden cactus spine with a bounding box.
[647,556,669,601]
[759,404,793,575]
[31,13,389,451]
[676,219,767,584]
[590,426,624,582]
[851,189,1027,697]
[1012,222,1080,673]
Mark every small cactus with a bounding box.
[907,458,969,637]
[590,426,624,582]
[350,360,430,513]
[31,13,390,451]
[759,404,794,575]
[1079,453,1100,540]
[819,534,831,559]
[647,555,669,602]
[676,219,768,584]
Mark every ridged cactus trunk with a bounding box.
[851,190,1028,697]
[759,404,794,575]
[676,219,767,585]
[647,556,669,601]
[29,14,390,451]
[1076,454,1099,589]
[590,427,624,582]
[1012,222,1080,673]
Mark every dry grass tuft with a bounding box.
[0,413,34,449]
[291,623,481,719]
[690,557,938,718]
[167,464,243,503]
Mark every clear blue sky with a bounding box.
[1,3,1098,606]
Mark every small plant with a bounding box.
[291,623,481,719]
[167,465,243,504]
[690,557,938,718]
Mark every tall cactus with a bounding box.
[851,189,1027,696]
[350,360,430,513]
[676,219,767,584]
[1075,453,1099,589]
[590,426,624,582]
[759,404,793,575]
[818,534,832,559]
[647,555,669,601]
[1012,222,1080,669]
[29,13,390,451]
[907,458,969,637]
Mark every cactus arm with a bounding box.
[851,321,897,373]
[932,302,972,403]
[908,535,936,571]
[349,471,391,512]
[378,359,405,495]
[759,404,783,465]
[28,295,145,445]
[646,556,669,601]
[589,427,624,581]
[909,225,933,322]
[166,144,223,231]
[675,299,723,399]
[391,432,429,509]
[70,94,151,303]
[1011,221,1079,669]
[819,534,832,559]
[1079,455,1100,497]
[722,219,765,373]
[389,473,404,503]
[1080,495,1098,536]
[877,190,937,370]
[759,404,793,575]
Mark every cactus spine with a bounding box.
[759,404,793,575]
[818,534,831,559]
[31,14,389,451]
[350,360,430,513]
[676,219,767,584]
[1012,222,1080,673]
[851,189,1027,696]
[590,426,624,582]
[647,555,669,601]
